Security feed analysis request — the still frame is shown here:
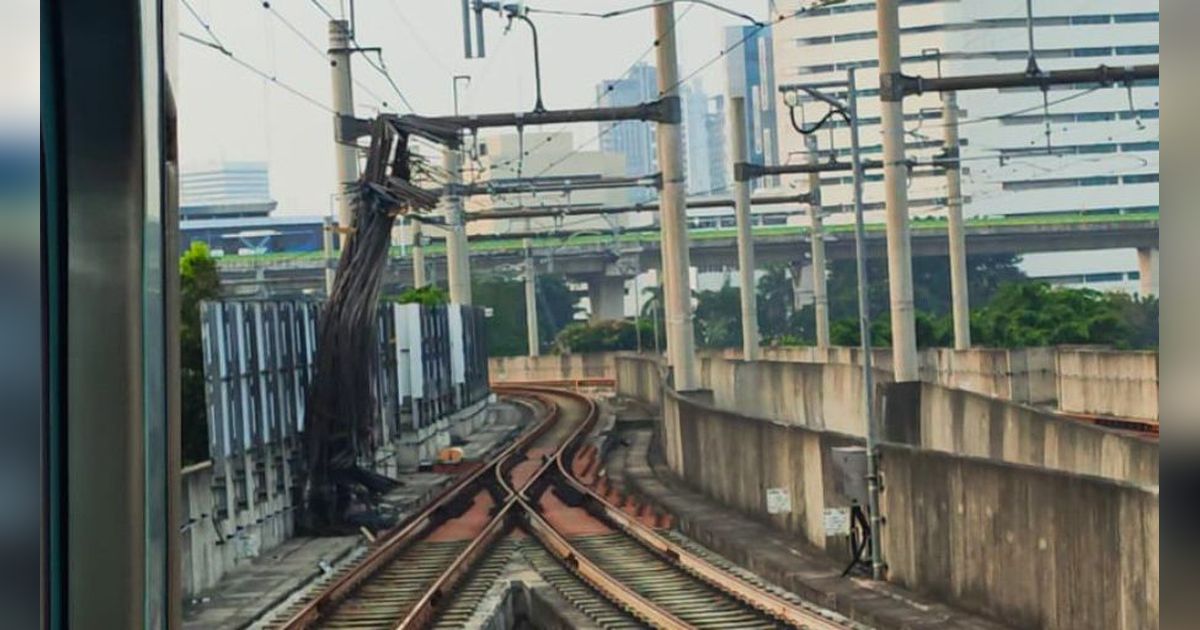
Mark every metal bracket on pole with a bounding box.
[371,97,682,148]
[337,115,372,146]
[733,161,762,182]
[879,71,919,102]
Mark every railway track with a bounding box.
[273,385,859,630]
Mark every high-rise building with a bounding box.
[180,161,277,219]
[466,130,631,235]
[770,0,1159,294]
[598,63,659,202]
[725,24,780,190]
[683,83,729,196]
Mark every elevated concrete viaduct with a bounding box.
[217,219,1158,301]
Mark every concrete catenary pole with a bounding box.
[847,68,884,583]
[410,218,427,288]
[444,148,473,304]
[876,0,919,381]
[653,2,699,390]
[942,91,971,349]
[805,135,831,349]
[523,238,540,357]
[728,95,760,360]
[328,20,359,232]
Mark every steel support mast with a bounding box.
[654,2,699,390]
[847,68,885,583]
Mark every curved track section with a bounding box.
[273,389,565,629]
[274,385,856,630]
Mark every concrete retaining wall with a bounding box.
[656,388,1159,629]
[731,346,1059,407]
[180,458,294,598]
[619,355,1158,485]
[523,346,1158,422]
[729,345,1157,421]
[1056,349,1158,420]
[697,355,890,437]
[661,390,864,555]
[880,444,1158,630]
[488,352,621,383]
[179,402,495,598]
[916,383,1159,486]
[614,354,662,406]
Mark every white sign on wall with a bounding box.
[234,531,261,559]
[823,507,851,536]
[766,488,792,514]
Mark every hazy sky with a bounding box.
[177,1,764,214]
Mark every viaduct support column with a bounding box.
[1138,247,1159,298]
[790,262,814,311]
[876,0,919,382]
[943,91,971,349]
[653,2,699,390]
[588,276,627,321]
[729,95,760,360]
[805,135,831,348]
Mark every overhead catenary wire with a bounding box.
[526,0,761,25]
[523,1,827,180]
[484,3,699,178]
[181,31,336,114]
[304,0,418,112]
[253,0,387,108]
[181,0,228,51]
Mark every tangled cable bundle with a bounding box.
[303,120,442,533]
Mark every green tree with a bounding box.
[471,273,579,356]
[392,285,448,306]
[553,318,662,353]
[180,241,221,464]
[1107,293,1158,349]
[823,282,1155,350]
[829,310,951,348]
[694,281,744,348]
[969,282,1133,348]
[755,264,817,345]
[826,253,1026,321]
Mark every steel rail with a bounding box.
[277,390,560,629]
[548,395,853,629]
[396,386,605,629]
[517,493,692,630]
[485,386,692,629]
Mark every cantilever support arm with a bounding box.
[339,98,682,148]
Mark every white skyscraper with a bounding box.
[770,0,1159,293]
